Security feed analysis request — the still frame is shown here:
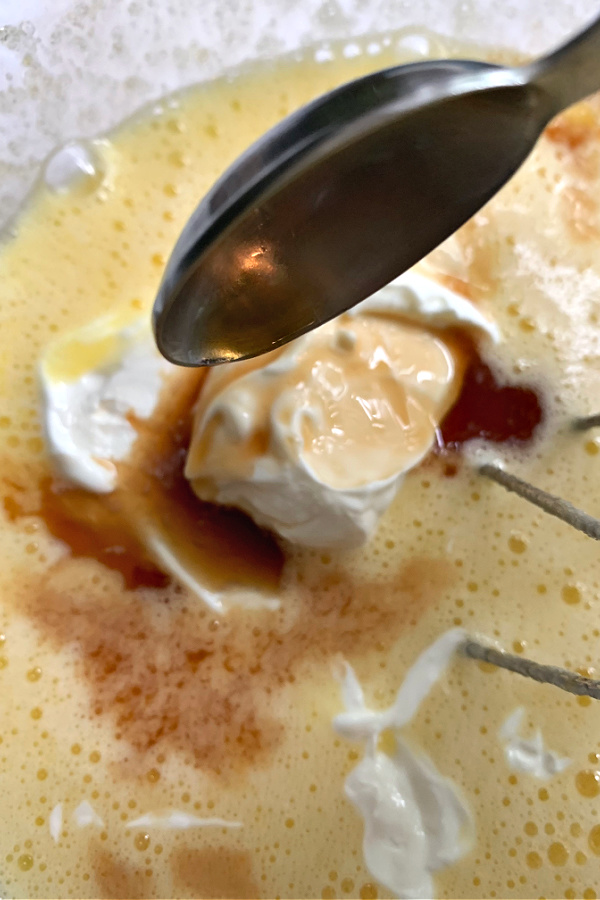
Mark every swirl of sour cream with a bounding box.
[332,629,473,900]
[185,271,498,549]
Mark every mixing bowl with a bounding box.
[1,2,599,899]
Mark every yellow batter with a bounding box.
[2,29,600,899]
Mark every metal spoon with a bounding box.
[153,14,600,367]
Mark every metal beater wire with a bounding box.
[463,639,600,700]
[462,418,600,697]
[573,413,600,431]
[479,463,600,541]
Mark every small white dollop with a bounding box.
[73,800,104,829]
[499,707,571,780]
[187,272,499,550]
[125,811,242,830]
[49,802,63,843]
[333,629,472,900]
[40,308,173,493]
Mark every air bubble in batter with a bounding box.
[43,141,107,195]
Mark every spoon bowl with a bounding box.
[153,15,600,366]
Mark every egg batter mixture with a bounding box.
[2,28,600,900]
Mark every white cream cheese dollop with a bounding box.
[40,273,497,553]
[40,306,172,492]
[40,305,287,613]
[39,306,279,614]
[353,270,500,340]
[186,271,498,549]
[333,629,472,900]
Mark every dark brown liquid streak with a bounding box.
[1,333,546,783]
[2,369,452,781]
[438,353,544,450]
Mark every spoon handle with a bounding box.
[523,12,600,113]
